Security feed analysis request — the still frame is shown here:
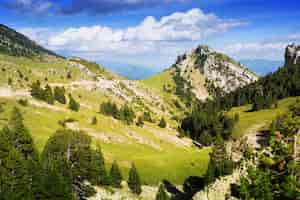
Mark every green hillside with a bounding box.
[0,52,210,185]
[227,97,298,138]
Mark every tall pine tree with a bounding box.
[109,161,122,188]
[128,163,142,195]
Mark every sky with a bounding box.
[1,0,300,70]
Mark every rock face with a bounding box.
[175,45,258,99]
[285,43,300,66]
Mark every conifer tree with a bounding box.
[7,107,37,160]
[68,94,80,112]
[43,84,54,105]
[155,184,169,200]
[128,163,142,195]
[89,144,108,185]
[1,149,33,200]
[109,161,122,188]
[54,86,66,104]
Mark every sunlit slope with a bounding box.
[227,97,298,138]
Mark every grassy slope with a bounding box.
[0,54,209,185]
[228,97,298,138]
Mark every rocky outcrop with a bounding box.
[174,45,258,99]
[285,43,300,66]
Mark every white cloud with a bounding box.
[45,8,245,55]
[220,35,300,60]
[18,8,246,67]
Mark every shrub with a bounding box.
[158,117,167,128]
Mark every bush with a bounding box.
[158,117,167,128]
[18,99,28,107]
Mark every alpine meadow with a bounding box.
[0,1,299,200]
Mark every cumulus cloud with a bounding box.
[220,33,300,60]
[46,8,245,55]
[2,0,53,14]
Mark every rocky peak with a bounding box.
[285,43,300,66]
[174,45,258,98]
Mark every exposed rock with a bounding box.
[285,43,300,66]
[175,45,258,99]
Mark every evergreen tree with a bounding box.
[68,94,80,112]
[119,105,135,125]
[155,184,169,200]
[43,84,54,105]
[7,107,37,160]
[30,80,42,99]
[54,86,66,104]
[38,158,73,200]
[158,117,167,128]
[1,149,33,200]
[128,163,142,195]
[89,144,108,185]
[109,161,122,188]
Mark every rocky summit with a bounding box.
[174,45,258,99]
[285,43,300,66]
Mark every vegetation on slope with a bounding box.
[0,24,59,58]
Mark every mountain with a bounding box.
[97,60,160,80]
[0,24,210,187]
[0,24,60,58]
[240,59,283,75]
[142,45,258,101]
[0,24,299,200]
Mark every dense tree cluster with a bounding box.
[0,24,59,58]
[100,101,136,125]
[212,61,300,112]
[180,103,237,145]
[232,100,300,200]
[30,81,80,111]
[30,81,55,105]
[0,107,143,199]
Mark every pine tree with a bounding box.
[89,144,108,185]
[39,158,73,200]
[1,148,33,200]
[54,86,66,104]
[158,117,167,128]
[7,107,37,160]
[30,80,42,99]
[68,94,80,112]
[109,161,122,188]
[128,163,142,195]
[155,184,169,200]
[43,84,54,105]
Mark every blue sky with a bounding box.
[1,0,300,69]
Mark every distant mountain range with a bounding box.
[98,61,160,80]
[240,59,283,75]
[100,59,283,80]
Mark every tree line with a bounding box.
[30,80,80,112]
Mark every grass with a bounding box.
[0,97,210,185]
[227,97,298,138]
